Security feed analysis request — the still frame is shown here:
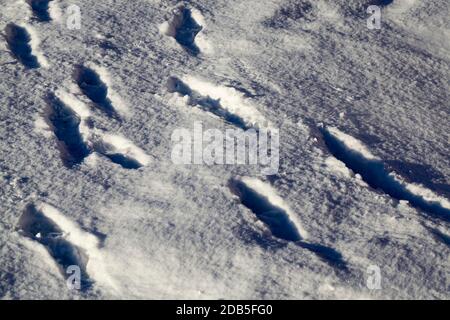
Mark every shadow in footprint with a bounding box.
[321,128,450,222]
[298,241,348,272]
[47,93,91,168]
[429,228,450,247]
[229,178,349,272]
[174,8,202,56]
[27,0,52,22]
[386,160,450,199]
[168,77,249,129]
[4,23,39,69]
[229,178,302,242]
[75,66,119,119]
[373,0,394,6]
[92,138,145,170]
[103,153,142,170]
[17,204,92,291]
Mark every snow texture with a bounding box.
[0,0,449,299]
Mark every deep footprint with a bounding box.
[321,127,450,222]
[297,242,348,271]
[229,178,348,270]
[27,0,52,22]
[5,23,39,69]
[429,228,450,247]
[229,178,302,242]
[103,153,143,170]
[17,204,92,290]
[47,93,91,168]
[173,8,202,56]
[75,66,119,119]
[167,77,249,129]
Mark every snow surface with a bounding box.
[0,0,449,299]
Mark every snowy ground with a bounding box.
[0,0,448,299]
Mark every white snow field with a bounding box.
[0,0,449,299]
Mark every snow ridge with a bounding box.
[168,75,271,130]
[45,90,149,170]
[230,176,348,270]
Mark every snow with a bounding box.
[0,0,448,300]
[181,75,271,129]
[404,182,450,210]
[48,1,63,23]
[238,176,309,239]
[34,203,120,294]
[22,23,49,68]
[325,156,352,178]
[325,126,378,160]
[86,63,130,116]
[55,89,91,120]
[97,133,151,167]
